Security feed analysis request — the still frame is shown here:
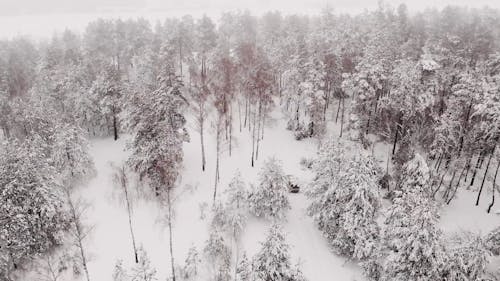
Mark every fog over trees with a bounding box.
[2,2,500,281]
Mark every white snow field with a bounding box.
[36,105,500,281]
[75,107,365,281]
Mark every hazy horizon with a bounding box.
[0,0,499,39]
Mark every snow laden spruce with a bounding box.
[307,139,381,261]
[248,158,291,220]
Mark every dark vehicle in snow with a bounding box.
[286,175,300,193]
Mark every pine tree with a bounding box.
[52,122,95,184]
[126,74,188,196]
[252,224,306,281]
[129,247,157,281]
[204,230,231,281]
[112,260,128,281]
[235,252,251,281]
[126,73,188,281]
[248,158,290,220]
[224,172,248,238]
[307,139,350,200]
[0,138,71,279]
[308,141,381,260]
[396,153,431,195]
[380,156,446,280]
[381,193,446,281]
[181,246,201,280]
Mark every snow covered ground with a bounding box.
[42,105,500,281]
[74,108,365,281]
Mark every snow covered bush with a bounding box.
[248,158,290,220]
[294,122,314,141]
[307,140,381,260]
[252,224,307,281]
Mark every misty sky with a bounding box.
[0,0,499,38]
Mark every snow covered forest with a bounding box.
[2,2,500,281]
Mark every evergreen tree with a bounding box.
[181,246,201,281]
[379,155,446,281]
[308,140,381,260]
[252,224,306,281]
[485,226,500,256]
[0,138,70,278]
[204,230,231,281]
[442,232,489,281]
[235,252,251,281]
[126,74,189,196]
[249,158,290,220]
[224,172,248,238]
[129,247,157,281]
[126,73,188,281]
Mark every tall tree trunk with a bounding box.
[339,97,345,138]
[120,166,138,263]
[244,98,248,129]
[261,108,266,140]
[229,109,233,156]
[113,113,118,141]
[432,169,448,199]
[65,189,91,281]
[167,188,176,281]
[323,84,329,122]
[225,110,229,141]
[238,99,242,132]
[470,153,484,188]
[256,100,262,160]
[335,96,341,123]
[278,72,283,105]
[392,115,402,155]
[365,95,378,135]
[464,154,472,182]
[447,163,467,204]
[295,103,300,124]
[477,145,496,206]
[488,160,500,213]
[214,119,221,202]
[458,99,473,157]
[251,110,256,167]
[435,153,443,172]
[443,169,457,201]
[200,119,206,172]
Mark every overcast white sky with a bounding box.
[0,0,499,38]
